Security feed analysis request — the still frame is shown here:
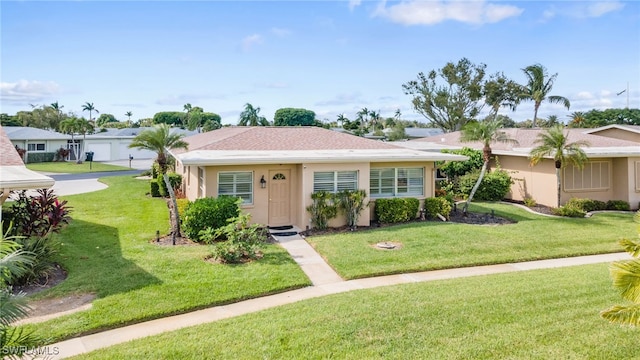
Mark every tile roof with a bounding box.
[3,126,70,140]
[174,126,400,154]
[0,126,25,166]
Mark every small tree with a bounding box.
[519,64,570,128]
[335,190,367,231]
[306,191,337,230]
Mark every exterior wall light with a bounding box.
[260,175,267,189]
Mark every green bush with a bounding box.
[423,197,452,220]
[375,198,420,224]
[438,148,483,179]
[182,196,241,241]
[565,198,606,212]
[306,191,337,230]
[208,214,268,263]
[26,152,55,163]
[150,181,161,197]
[457,168,513,201]
[552,206,586,218]
[606,200,630,211]
[335,190,367,230]
[157,173,182,197]
[176,199,190,220]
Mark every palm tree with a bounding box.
[76,118,95,163]
[125,111,133,126]
[336,114,347,128]
[529,124,590,207]
[238,103,269,126]
[369,110,381,131]
[356,107,369,132]
[50,101,64,131]
[183,103,192,128]
[60,117,81,161]
[81,102,99,125]
[520,64,570,128]
[460,119,518,214]
[568,111,586,128]
[601,228,640,327]
[129,124,188,244]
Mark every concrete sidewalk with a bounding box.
[47,251,631,359]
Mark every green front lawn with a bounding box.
[20,176,310,344]
[307,202,635,279]
[26,161,131,173]
[74,263,636,359]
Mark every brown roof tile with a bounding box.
[0,125,26,166]
[175,126,400,154]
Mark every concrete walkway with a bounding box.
[47,251,630,359]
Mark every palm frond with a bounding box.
[0,290,29,326]
[600,303,640,326]
[609,259,640,303]
[619,238,640,258]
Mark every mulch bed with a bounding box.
[11,264,67,296]
[151,235,199,246]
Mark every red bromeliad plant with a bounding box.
[10,189,72,238]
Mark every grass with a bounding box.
[26,161,131,173]
[19,176,310,344]
[307,202,636,279]
[73,263,637,359]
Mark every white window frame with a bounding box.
[197,167,205,198]
[27,143,45,152]
[218,171,253,204]
[370,167,424,198]
[313,171,358,193]
[635,161,640,192]
[563,161,611,192]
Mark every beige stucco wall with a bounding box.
[493,155,559,207]
[589,128,640,143]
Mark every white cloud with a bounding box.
[0,80,61,104]
[373,0,523,26]
[315,92,365,106]
[586,1,624,17]
[241,34,263,52]
[577,91,594,100]
[271,27,291,37]
[349,0,362,11]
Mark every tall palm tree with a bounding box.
[460,119,518,214]
[81,102,99,125]
[183,103,192,128]
[238,103,269,126]
[50,101,64,131]
[76,118,95,163]
[369,110,381,130]
[129,124,188,243]
[601,230,640,327]
[125,111,133,126]
[520,64,570,128]
[336,113,347,127]
[529,124,590,207]
[357,107,369,132]
[568,111,586,128]
[60,117,81,161]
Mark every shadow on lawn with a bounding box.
[55,219,161,298]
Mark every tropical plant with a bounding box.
[529,124,590,207]
[129,124,189,243]
[182,196,241,241]
[125,111,133,125]
[209,214,267,263]
[77,118,94,163]
[49,101,64,131]
[59,116,81,160]
[9,188,72,239]
[459,119,517,213]
[520,64,570,128]
[568,111,586,128]
[601,213,640,326]
[335,190,367,231]
[81,102,99,125]
[238,103,269,126]
[306,191,338,230]
[0,225,38,357]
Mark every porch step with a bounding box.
[268,225,303,235]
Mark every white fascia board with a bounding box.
[175,149,468,166]
[0,166,55,190]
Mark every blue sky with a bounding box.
[1,1,639,126]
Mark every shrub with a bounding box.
[208,214,267,263]
[523,197,537,208]
[457,168,512,201]
[157,173,182,197]
[182,196,241,241]
[375,198,420,224]
[552,206,586,218]
[565,198,606,212]
[26,152,55,163]
[306,191,337,230]
[9,236,60,286]
[423,197,453,220]
[9,189,72,238]
[176,199,190,220]
[150,181,161,197]
[335,190,367,230]
[606,200,630,211]
[438,147,484,179]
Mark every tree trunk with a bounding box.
[463,160,489,214]
[556,167,562,208]
[532,103,540,128]
[163,173,181,244]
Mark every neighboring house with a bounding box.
[4,126,197,162]
[401,126,640,209]
[0,125,55,221]
[4,126,73,162]
[172,126,467,229]
[383,127,444,140]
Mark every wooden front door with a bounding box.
[268,170,291,226]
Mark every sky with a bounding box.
[1,0,639,126]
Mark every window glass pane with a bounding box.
[36,144,45,151]
[218,172,253,204]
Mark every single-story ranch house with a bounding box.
[5,126,196,162]
[171,126,466,229]
[400,124,640,209]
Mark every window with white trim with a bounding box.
[27,143,45,152]
[313,171,358,193]
[635,161,640,192]
[563,161,610,192]
[218,171,253,204]
[197,167,205,198]
[370,167,424,197]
